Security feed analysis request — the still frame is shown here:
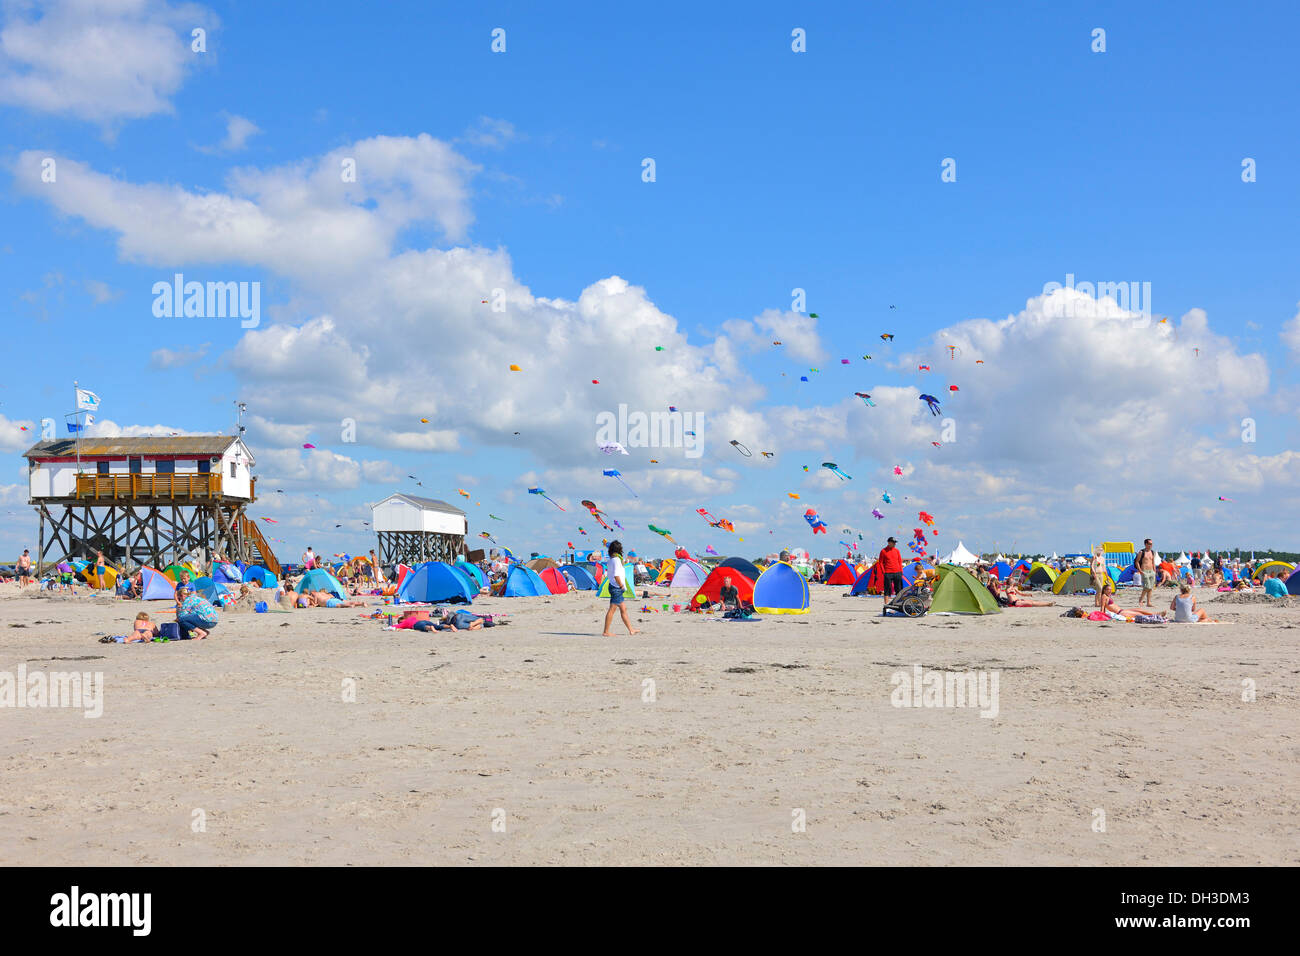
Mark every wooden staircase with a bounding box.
[239,516,281,578]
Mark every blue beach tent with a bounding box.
[752,561,811,614]
[398,562,475,604]
[503,565,549,597]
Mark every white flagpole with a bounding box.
[73,379,82,479]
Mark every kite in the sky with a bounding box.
[528,487,565,510]
[649,459,659,464]
[259,517,278,524]
[729,440,752,457]
[862,354,872,360]
[591,379,599,384]
[787,492,800,499]
[919,394,942,416]
[603,468,637,496]
[821,462,852,480]
[881,491,892,504]
[800,376,809,382]
[478,531,493,540]
[871,508,885,520]
[408,475,423,486]
[773,340,782,346]
[648,524,676,544]
[855,392,876,407]
[577,526,588,535]
[893,465,904,476]
[302,443,316,449]
[668,406,678,412]
[881,333,894,341]
[975,359,984,364]
[809,313,819,318]
[696,509,735,532]
[457,489,470,498]
[919,511,935,526]
[949,385,959,392]
[705,545,718,556]
[582,500,613,530]
[803,509,828,534]
[1217,496,1233,502]
[761,451,775,459]
[420,418,429,423]
[918,365,931,372]
[655,346,665,351]
[802,465,809,472]
[509,364,521,371]
[932,442,942,448]
[599,441,628,455]
[488,514,504,521]
[946,345,961,360]
[840,358,850,364]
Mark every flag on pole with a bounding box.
[67,414,94,434]
[75,388,101,412]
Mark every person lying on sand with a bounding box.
[1170,583,1216,622]
[1097,585,1159,621]
[296,590,366,608]
[128,611,159,643]
[997,582,1055,608]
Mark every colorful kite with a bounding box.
[893,465,904,476]
[803,509,828,534]
[932,442,942,448]
[259,517,278,524]
[840,358,850,364]
[881,491,892,503]
[598,441,629,455]
[1217,496,1233,502]
[949,385,959,392]
[871,508,885,520]
[456,489,470,498]
[582,500,613,530]
[821,462,852,480]
[919,511,935,526]
[509,364,521,371]
[881,333,895,341]
[761,451,775,459]
[648,524,676,544]
[302,443,316,449]
[729,440,752,457]
[918,365,931,372]
[787,492,800,499]
[488,514,504,521]
[528,487,565,511]
[603,468,637,497]
[855,392,876,407]
[919,394,942,416]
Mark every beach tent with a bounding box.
[849,564,878,596]
[161,564,189,583]
[559,563,598,590]
[539,567,571,594]
[213,562,243,584]
[1286,568,1300,595]
[1026,562,1058,586]
[242,565,277,588]
[1116,563,1138,584]
[83,565,119,590]
[654,559,677,584]
[989,560,1012,580]
[397,562,475,604]
[1174,552,1191,566]
[718,556,763,580]
[190,576,232,602]
[668,559,709,589]
[930,564,1001,615]
[691,566,755,607]
[454,561,486,589]
[1052,567,1107,595]
[296,568,348,600]
[140,567,176,600]
[582,562,604,585]
[1009,559,1033,577]
[503,565,548,597]
[526,557,559,572]
[1251,560,1294,581]
[825,560,857,586]
[752,562,811,615]
[941,541,978,565]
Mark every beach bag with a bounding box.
[158,621,181,640]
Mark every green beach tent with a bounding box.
[1052,566,1108,594]
[1026,562,1058,586]
[929,564,1001,615]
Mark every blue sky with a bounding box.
[2,0,1298,561]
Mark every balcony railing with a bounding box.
[74,473,226,500]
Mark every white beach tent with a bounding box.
[1174,552,1191,565]
[943,541,978,565]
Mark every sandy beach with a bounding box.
[1,584,1296,866]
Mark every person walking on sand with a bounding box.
[1090,547,1108,608]
[1135,538,1158,608]
[16,549,32,587]
[601,540,639,637]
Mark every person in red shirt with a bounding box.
[877,536,904,609]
